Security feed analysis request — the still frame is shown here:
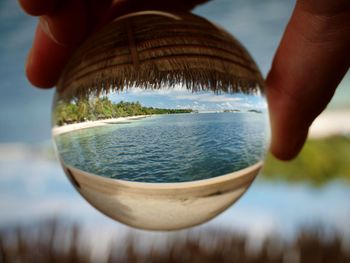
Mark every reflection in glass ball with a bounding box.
[52,11,268,230]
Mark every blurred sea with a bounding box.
[0,0,350,245]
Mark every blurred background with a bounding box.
[0,0,350,261]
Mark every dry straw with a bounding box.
[57,11,264,100]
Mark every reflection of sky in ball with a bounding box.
[109,86,267,112]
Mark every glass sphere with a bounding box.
[52,11,268,230]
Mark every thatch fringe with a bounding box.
[57,11,264,100]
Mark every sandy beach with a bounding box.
[52,115,149,136]
[309,109,350,138]
[63,161,262,230]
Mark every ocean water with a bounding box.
[55,112,268,183]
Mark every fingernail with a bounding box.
[39,16,65,46]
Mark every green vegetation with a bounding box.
[262,136,350,186]
[54,97,192,126]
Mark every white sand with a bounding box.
[65,161,262,230]
[52,115,148,136]
[309,109,350,138]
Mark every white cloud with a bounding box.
[219,102,234,109]
[175,94,242,103]
[240,103,255,108]
[176,103,208,111]
[193,104,209,111]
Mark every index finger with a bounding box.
[266,0,350,160]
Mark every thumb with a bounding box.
[266,0,350,160]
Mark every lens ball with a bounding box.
[52,11,268,230]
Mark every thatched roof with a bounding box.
[57,11,264,100]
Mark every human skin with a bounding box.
[19,0,350,160]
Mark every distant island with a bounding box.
[223,109,240,113]
[54,97,192,126]
[248,109,262,114]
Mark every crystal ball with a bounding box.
[52,11,268,230]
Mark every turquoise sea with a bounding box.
[55,112,268,183]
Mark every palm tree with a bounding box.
[76,99,90,122]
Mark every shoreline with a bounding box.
[52,109,350,138]
[52,115,149,136]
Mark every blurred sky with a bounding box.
[0,0,349,144]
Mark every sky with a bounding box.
[108,86,267,112]
[0,0,349,143]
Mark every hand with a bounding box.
[20,0,350,161]
[266,0,350,160]
[19,0,207,88]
